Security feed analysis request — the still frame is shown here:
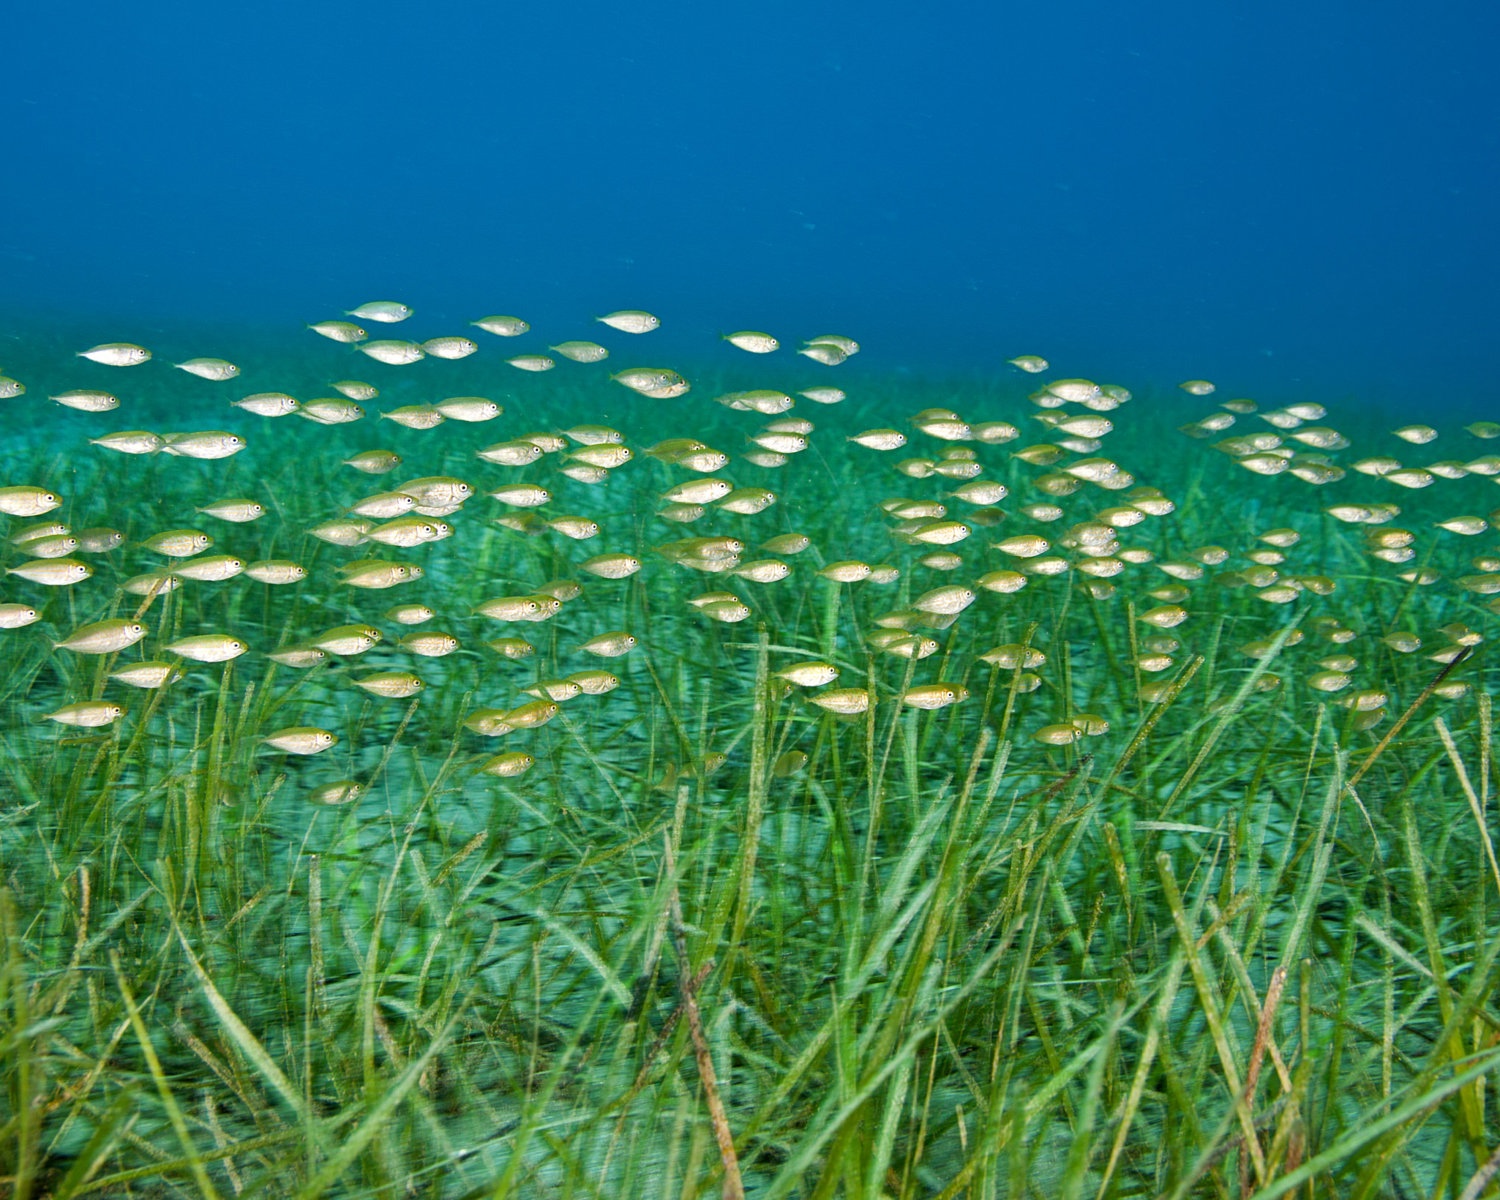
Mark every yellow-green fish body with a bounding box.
[312,624,383,655]
[160,431,246,459]
[480,751,535,777]
[6,558,91,586]
[475,595,563,622]
[347,301,413,323]
[435,395,502,422]
[244,560,308,584]
[298,398,365,425]
[343,449,403,474]
[110,661,183,689]
[422,336,478,360]
[233,392,299,417]
[262,727,338,754]
[338,559,424,589]
[550,340,610,363]
[45,702,125,727]
[398,631,459,656]
[472,315,529,336]
[506,355,555,372]
[0,486,62,517]
[596,310,661,333]
[51,389,118,413]
[165,633,250,662]
[578,631,638,657]
[141,529,213,558]
[332,380,379,400]
[170,555,245,582]
[309,320,368,343]
[364,516,442,547]
[567,669,620,694]
[0,603,40,629]
[360,340,425,365]
[576,554,640,581]
[196,498,265,522]
[353,671,425,698]
[174,357,240,381]
[723,331,779,353]
[78,342,150,366]
[90,430,164,454]
[381,402,444,432]
[55,619,147,654]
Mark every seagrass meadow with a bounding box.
[4,308,1500,1199]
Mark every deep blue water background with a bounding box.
[5,1,1498,413]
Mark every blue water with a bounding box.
[5,0,1498,410]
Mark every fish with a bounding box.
[331,381,379,400]
[471,315,529,336]
[141,529,213,557]
[6,558,91,585]
[110,661,184,689]
[550,340,610,363]
[310,781,363,805]
[0,604,40,629]
[262,727,339,754]
[343,449,403,474]
[849,429,906,451]
[0,486,62,517]
[723,331,779,353]
[806,688,871,715]
[89,430,164,454]
[45,702,126,728]
[578,631,638,657]
[359,340,425,365]
[51,389,119,413]
[170,555,246,582]
[78,343,151,366]
[174,358,240,381]
[382,405,445,430]
[337,560,424,589]
[596,310,661,333]
[612,367,688,397]
[480,752,535,777]
[196,498,266,523]
[164,634,250,662]
[506,355,555,372]
[311,625,383,655]
[901,684,969,710]
[774,661,840,686]
[421,336,478,359]
[233,393,300,417]
[308,320,368,343]
[244,560,308,584]
[159,431,246,459]
[54,619,148,655]
[347,301,414,323]
[435,396,502,422]
[398,631,459,656]
[352,671,425,698]
[580,553,643,579]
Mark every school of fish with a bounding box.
[0,301,1493,793]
